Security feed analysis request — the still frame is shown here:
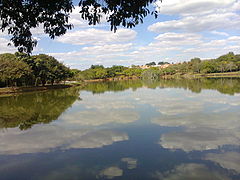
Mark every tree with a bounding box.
[95,68,107,79]
[190,57,201,64]
[0,0,159,53]
[0,53,32,86]
[90,65,104,69]
[190,58,201,73]
[158,61,169,65]
[146,62,156,66]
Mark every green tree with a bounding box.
[158,61,170,65]
[200,60,217,74]
[95,68,107,79]
[190,58,201,73]
[0,53,32,86]
[146,62,156,66]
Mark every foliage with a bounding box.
[141,68,160,80]
[0,53,71,87]
[158,61,170,65]
[0,53,32,86]
[0,0,159,53]
[146,62,156,66]
[157,52,240,76]
[73,65,142,80]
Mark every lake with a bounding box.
[0,78,240,180]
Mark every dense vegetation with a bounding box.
[0,53,72,87]
[70,65,144,81]
[1,52,240,88]
[157,52,240,76]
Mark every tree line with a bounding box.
[157,52,240,76]
[70,65,144,81]
[1,52,240,87]
[72,52,240,81]
[0,53,72,87]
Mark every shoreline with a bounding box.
[0,84,83,96]
[1,72,239,96]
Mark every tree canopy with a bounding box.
[0,0,159,53]
[0,53,72,87]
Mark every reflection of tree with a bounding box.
[0,87,80,130]
[156,78,240,95]
[82,78,240,95]
[83,80,143,94]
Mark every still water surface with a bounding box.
[0,78,240,180]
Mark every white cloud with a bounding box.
[0,38,17,53]
[148,12,240,33]
[210,31,229,36]
[69,6,108,28]
[56,28,137,45]
[82,43,133,54]
[157,0,236,16]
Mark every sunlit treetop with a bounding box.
[0,0,159,53]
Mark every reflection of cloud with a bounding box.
[121,158,138,169]
[0,125,128,155]
[61,109,139,126]
[99,166,123,179]
[159,128,240,152]
[68,130,128,149]
[153,163,230,180]
[152,111,240,130]
[78,93,136,110]
[205,152,240,173]
[133,89,204,115]
[135,89,240,117]
[59,92,139,126]
[156,101,203,116]
[144,88,240,152]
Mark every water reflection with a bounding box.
[0,78,240,180]
[205,152,240,173]
[0,126,128,154]
[153,163,231,180]
[0,87,80,130]
[159,128,240,152]
[99,166,123,179]
[83,78,240,95]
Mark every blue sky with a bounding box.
[1,0,240,69]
